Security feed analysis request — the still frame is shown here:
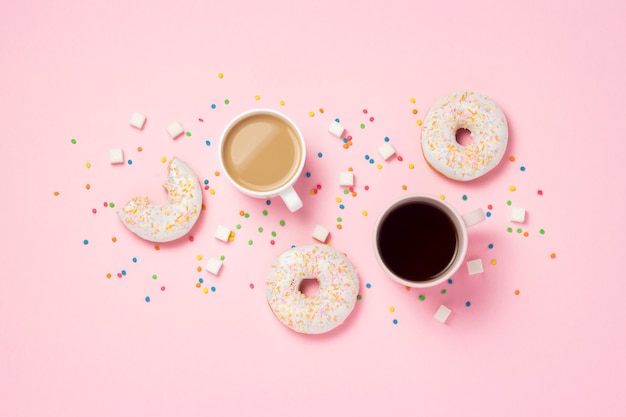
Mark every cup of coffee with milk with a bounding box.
[219,109,306,212]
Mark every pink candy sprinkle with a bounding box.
[538,190,543,195]
[161,286,166,291]
[397,156,403,162]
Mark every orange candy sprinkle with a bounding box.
[154,245,160,251]
[53,191,60,196]
[111,237,117,243]
[515,290,520,295]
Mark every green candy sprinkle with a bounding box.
[418,295,425,301]
[262,210,268,216]
[507,227,513,233]
[271,231,276,237]
[236,224,241,229]
[279,220,285,226]
[185,131,191,137]
[71,138,77,144]
[539,229,545,235]
[258,227,263,233]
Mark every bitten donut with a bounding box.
[266,244,359,334]
[117,157,202,242]
[421,90,508,181]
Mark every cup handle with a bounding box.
[462,208,485,228]
[280,186,303,212]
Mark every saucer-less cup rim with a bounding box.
[219,108,306,212]
[373,193,482,288]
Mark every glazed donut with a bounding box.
[421,90,508,181]
[266,244,359,334]
[117,157,203,242]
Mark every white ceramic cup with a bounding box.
[219,109,306,212]
[373,194,485,288]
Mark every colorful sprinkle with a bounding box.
[418,294,425,301]
[465,301,471,307]
[145,296,151,303]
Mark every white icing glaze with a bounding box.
[117,157,203,242]
[266,244,359,334]
[421,91,508,181]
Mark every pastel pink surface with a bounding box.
[2,1,625,416]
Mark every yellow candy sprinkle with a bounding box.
[417,120,423,125]
[209,189,215,195]
[439,194,445,200]
[218,73,224,79]
[410,97,416,103]
[161,157,166,163]
[308,111,315,117]
[389,306,395,312]
[197,255,203,261]
[279,100,285,106]
[254,95,260,100]
[336,198,342,203]
[362,210,368,216]
[86,162,91,168]
[377,164,382,169]
[203,288,209,294]
[408,163,414,169]
[491,259,497,265]
[509,185,516,191]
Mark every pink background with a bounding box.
[2,0,625,415]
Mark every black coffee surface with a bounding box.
[378,202,458,282]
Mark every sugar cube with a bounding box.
[510,206,526,223]
[108,148,124,164]
[205,258,223,275]
[328,121,345,138]
[214,225,231,242]
[129,111,146,129]
[467,259,484,275]
[339,171,354,187]
[166,121,184,139]
[312,224,330,243]
[378,143,396,160]
[434,305,452,323]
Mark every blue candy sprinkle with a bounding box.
[83,239,89,245]
[204,179,209,185]
[266,200,271,205]
[486,211,492,217]
[343,138,348,143]
[466,301,471,307]
[121,270,127,276]
[305,172,311,178]
[205,140,211,146]
[366,283,372,288]
[132,257,137,263]
[210,286,216,292]
[384,136,389,142]
[447,279,453,284]
[393,319,398,325]
[365,155,370,160]
[211,104,216,109]
[520,166,526,171]
[317,152,323,158]
[128,160,133,165]
[488,243,494,249]
[369,159,374,164]
[339,204,345,209]
[198,278,204,284]
[335,118,340,122]
[145,296,151,303]
[462,194,468,200]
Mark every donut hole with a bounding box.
[455,128,473,146]
[299,278,320,297]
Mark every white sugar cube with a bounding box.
[214,225,231,242]
[129,111,146,129]
[312,224,330,243]
[328,121,345,137]
[166,121,184,139]
[108,148,124,164]
[510,206,526,223]
[339,171,354,187]
[434,305,452,323]
[205,258,223,275]
[378,142,396,160]
[467,259,484,275]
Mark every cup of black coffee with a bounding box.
[373,194,485,288]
